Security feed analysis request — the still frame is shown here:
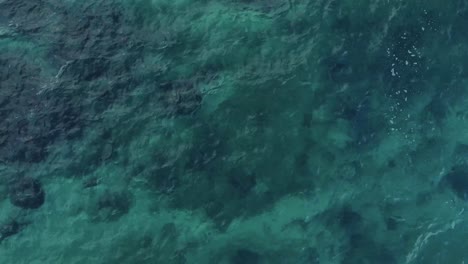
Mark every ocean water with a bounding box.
[1,0,468,263]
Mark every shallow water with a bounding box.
[1,0,468,263]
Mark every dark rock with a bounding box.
[0,219,20,240]
[386,217,398,231]
[159,80,202,116]
[95,190,133,221]
[230,248,260,264]
[453,144,468,166]
[0,0,59,35]
[204,201,225,220]
[442,166,468,200]
[344,98,378,146]
[9,177,45,209]
[343,234,396,264]
[82,176,100,189]
[0,55,82,163]
[425,95,448,121]
[327,51,352,82]
[44,1,131,60]
[62,58,111,82]
[228,170,256,195]
[302,112,312,128]
[338,206,363,234]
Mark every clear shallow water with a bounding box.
[1,0,468,263]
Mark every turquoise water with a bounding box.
[1,0,468,263]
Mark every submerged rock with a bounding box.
[91,190,133,221]
[0,55,82,163]
[9,177,45,209]
[442,166,468,200]
[0,219,20,242]
[230,248,261,264]
[159,80,202,116]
